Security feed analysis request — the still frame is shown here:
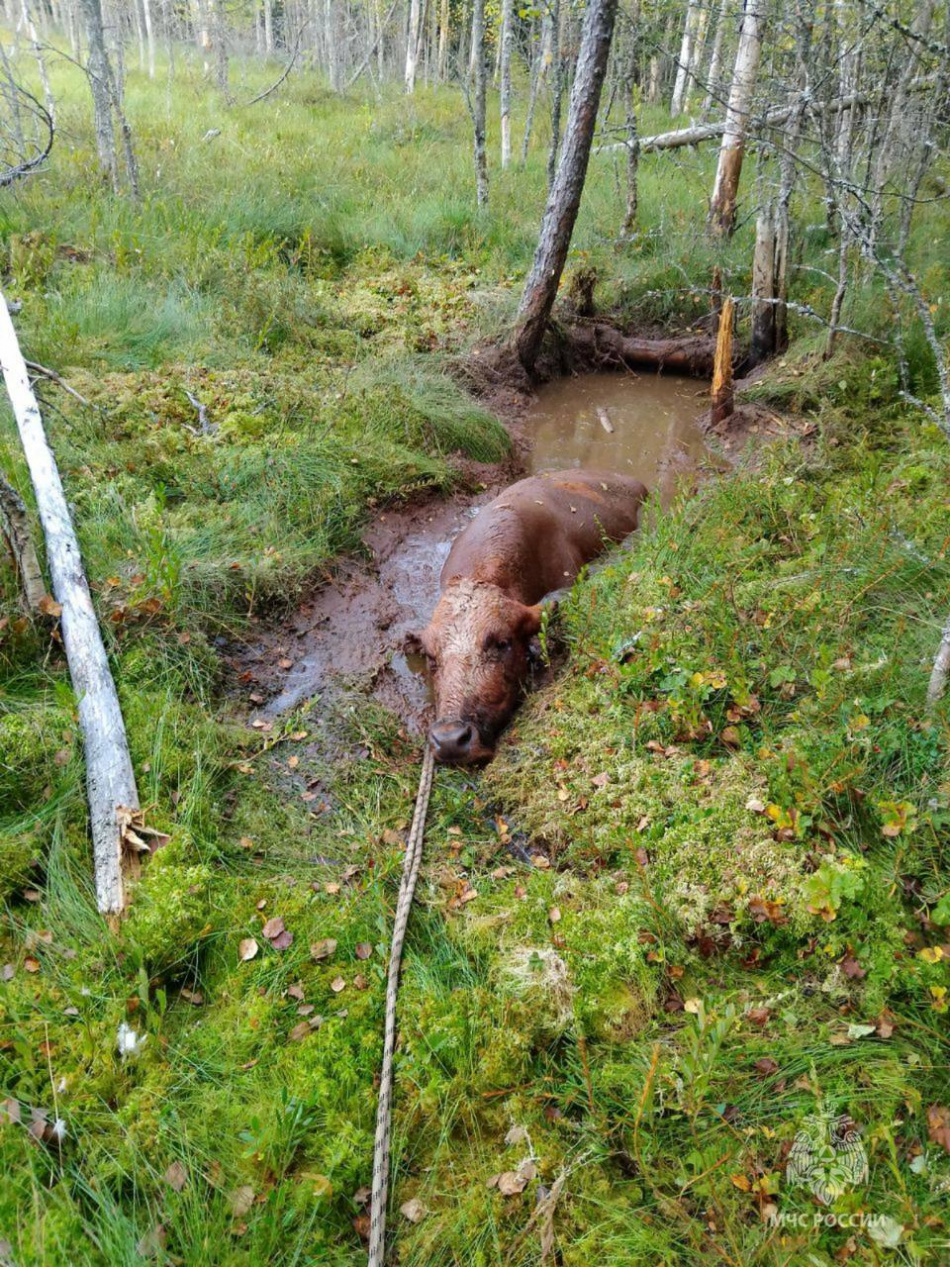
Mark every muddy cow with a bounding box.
[407,469,648,764]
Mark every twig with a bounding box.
[25,359,91,407]
[232,22,309,108]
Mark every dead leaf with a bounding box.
[754,1057,780,1077]
[841,954,866,979]
[38,594,62,618]
[496,1170,529,1196]
[548,906,561,924]
[164,1160,187,1191]
[927,1105,950,1154]
[731,1173,751,1192]
[24,957,40,974]
[355,943,372,960]
[747,1006,771,1027]
[288,1021,313,1042]
[270,930,293,951]
[230,1185,255,1217]
[330,977,346,993]
[180,988,204,1006]
[287,983,305,1001]
[310,939,337,961]
[400,1198,427,1223]
[238,938,259,962]
[324,882,341,895]
[261,916,285,940]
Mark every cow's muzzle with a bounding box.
[428,718,492,765]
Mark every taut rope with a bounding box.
[367,743,435,1267]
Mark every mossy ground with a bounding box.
[1,44,950,1267]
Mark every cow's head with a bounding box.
[406,579,542,764]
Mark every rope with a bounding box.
[367,743,435,1267]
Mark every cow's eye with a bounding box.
[496,639,511,653]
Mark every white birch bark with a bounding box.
[405,0,420,91]
[708,0,764,236]
[701,0,731,117]
[0,293,139,915]
[142,0,156,77]
[499,0,513,166]
[670,0,697,117]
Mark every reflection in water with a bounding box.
[525,371,710,506]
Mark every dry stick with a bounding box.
[24,359,91,407]
[0,290,139,916]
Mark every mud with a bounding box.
[233,486,503,733]
[233,367,727,732]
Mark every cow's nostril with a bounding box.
[429,720,473,762]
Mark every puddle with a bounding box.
[525,371,711,506]
[237,371,714,727]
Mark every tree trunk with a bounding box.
[499,0,513,166]
[569,325,717,374]
[546,0,562,188]
[405,0,420,91]
[0,293,140,917]
[514,0,619,371]
[711,295,734,425]
[437,0,448,81]
[620,0,639,237]
[264,0,274,51]
[701,0,730,117]
[78,0,119,189]
[472,0,488,206]
[707,0,764,237]
[520,15,544,164]
[142,0,156,77]
[670,0,697,118]
[749,205,775,366]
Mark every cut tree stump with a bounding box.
[0,290,139,916]
[711,296,735,426]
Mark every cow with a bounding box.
[406,469,648,764]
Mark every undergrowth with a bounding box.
[1,40,949,1267]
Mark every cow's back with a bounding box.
[442,469,647,604]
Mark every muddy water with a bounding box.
[525,371,710,506]
[242,371,711,728]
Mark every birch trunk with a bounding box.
[707,0,764,236]
[405,0,420,91]
[264,0,274,51]
[437,0,448,81]
[78,0,118,189]
[514,0,618,370]
[499,0,513,166]
[472,0,488,206]
[670,0,697,118]
[749,205,775,366]
[142,0,155,76]
[701,0,730,117]
[0,294,139,916]
[546,0,562,188]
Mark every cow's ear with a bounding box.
[519,603,543,638]
[404,628,430,656]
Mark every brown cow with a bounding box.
[407,469,648,764]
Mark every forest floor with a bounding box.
[1,49,950,1267]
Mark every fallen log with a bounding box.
[595,77,937,155]
[0,474,46,614]
[570,324,718,375]
[0,290,139,916]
